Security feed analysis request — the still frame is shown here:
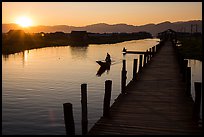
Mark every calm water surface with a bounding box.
[2,38,202,135]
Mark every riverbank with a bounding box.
[2,30,152,55]
[177,35,202,61]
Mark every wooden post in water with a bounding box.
[121,60,127,94]
[146,50,148,63]
[152,47,154,56]
[81,84,88,135]
[155,44,158,53]
[122,59,126,71]
[155,45,157,53]
[139,55,143,73]
[149,48,152,58]
[183,60,188,82]
[63,103,75,135]
[178,53,181,70]
[193,82,202,122]
[147,50,149,62]
[186,67,191,97]
[143,53,146,67]
[179,55,184,73]
[132,59,138,81]
[156,43,159,52]
[152,46,155,56]
[103,80,112,118]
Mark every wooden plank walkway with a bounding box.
[88,40,202,135]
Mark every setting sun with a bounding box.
[15,16,33,27]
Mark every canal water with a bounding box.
[2,38,202,135]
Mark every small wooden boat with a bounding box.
[96,61,111,67]
[96,61,111,77]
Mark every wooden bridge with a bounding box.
[86,39,202,135]
[63,30,202,135]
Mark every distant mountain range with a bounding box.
[2,20,202,36]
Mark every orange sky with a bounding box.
[2,2,202,27]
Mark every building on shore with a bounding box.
[70,31,88,41]
[69,31,88,46]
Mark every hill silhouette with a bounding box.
[2,20,202,36]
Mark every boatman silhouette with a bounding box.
[105,53,111,62]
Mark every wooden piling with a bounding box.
[63,103,75,135]
[155,44,158,52]
[179,54,184,73]
[121,60,127,94]
[183,60,188,82]
[81,84,88,135]
[152,46,155,56]
[156,43,160,51]
[103,80,112,118]
[139,55,143,72]
[186,67,191,97]
[152,47,154,56]
[193,82,202,123]
[149,48,152,58]
[147,50,150,62]
[157,44,159,53]
[143,53,147,67]
[122,60,126,71]
[133,59,138,81]
[146,50,148,63]
[178,53,181,69]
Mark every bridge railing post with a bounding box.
[132,59,138,81]
[121,60,127,94]
[139,55,143,73]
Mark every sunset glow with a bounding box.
[3,2,202,27]
[15,16,33,27]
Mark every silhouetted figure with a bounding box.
[96,53,111,77]
[105,53,111,63]
[122,47,126,52]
